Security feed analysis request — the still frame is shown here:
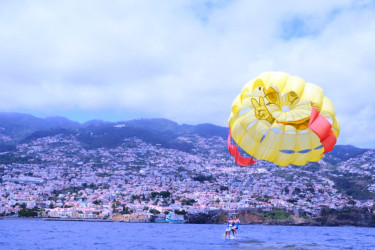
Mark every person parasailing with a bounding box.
[225,217,234,239]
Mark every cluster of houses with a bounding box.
[1,133,374,219]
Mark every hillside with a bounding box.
[0,112,374,226]
[0,112,369,160]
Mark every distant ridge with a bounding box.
[0,112,79,141]
[0,112,370,162]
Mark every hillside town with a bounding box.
[1,130,374,222]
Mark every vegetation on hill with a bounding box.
[0,112,369,164]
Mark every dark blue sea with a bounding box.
[1,218,375,249]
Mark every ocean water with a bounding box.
[1,218,375,249]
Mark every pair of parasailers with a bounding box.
[225,216,240,238]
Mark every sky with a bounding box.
[0,0,374,148]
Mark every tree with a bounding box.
[293,187,301,195]
[159,191,171,198]
[149,209,160,215]
[131,195,141,200]
[174,209,187,215]
[193,175,214,183]
[287,198,298,204]
[120,206,133,214]
[20,203,27,210]
[18,206,38,217]
[181,199,196,206]
[93,200,101,205]
[348,200,356,205]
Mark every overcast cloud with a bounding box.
[0,0,374,148]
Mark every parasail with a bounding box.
[228,72,340,167]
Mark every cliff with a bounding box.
[185,207,375,227]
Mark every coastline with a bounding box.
[0,217,113,222]
[2,208,375,228]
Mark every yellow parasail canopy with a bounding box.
[228,72,340,167]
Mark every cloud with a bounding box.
[0,0,374,147]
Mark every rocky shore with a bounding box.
[185,207,375,227]
[4,207,375,227]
